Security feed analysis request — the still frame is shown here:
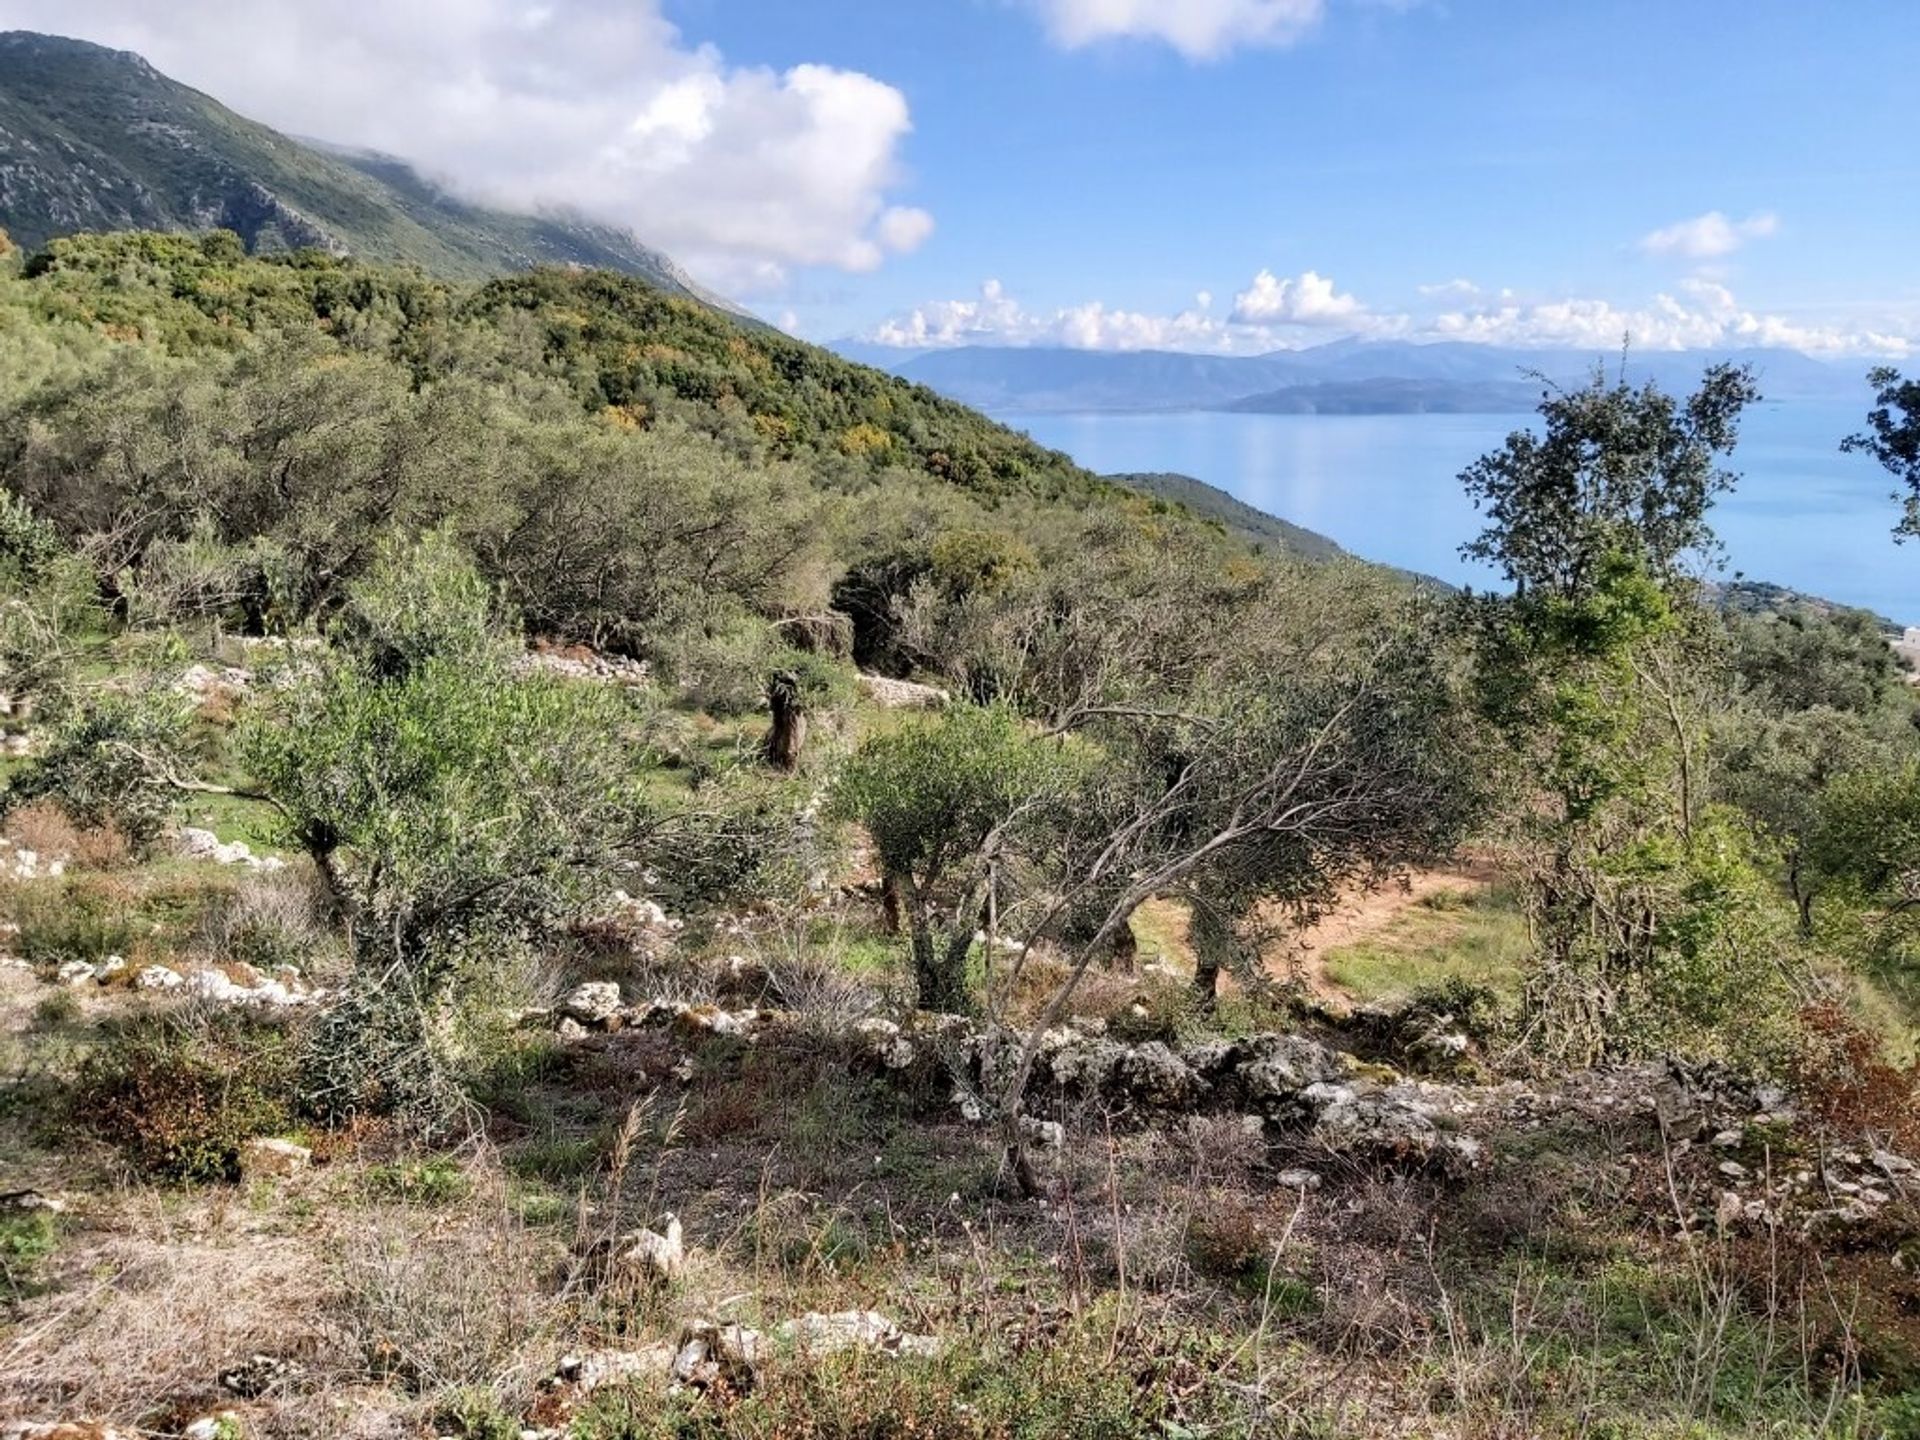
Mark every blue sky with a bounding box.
[683,0,1920,355]
[12,0,1920,356]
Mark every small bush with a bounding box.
[199,871,334,977]
[31,988,80,1028]
[364,1156,471,1207]
[1186,1196,1272,1283]
[337,1209,553,1397]
[1791,1001,1920,1149]
[13,876,141,970]
[76,1011,297,1182]
[296,979,462,1134]
[0,1208,57,1304]
[4,688,194,850]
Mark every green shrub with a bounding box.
[4,688,193,849]
[76,1011,297,1182]
[13,877,141,970]
[0,1208,57,1304]
[364,1156,471,1207]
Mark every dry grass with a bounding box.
[2,1193,345,1424]
[3,803,129,872]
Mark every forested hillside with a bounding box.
[0,31,730,303]
[4,226,1920,1439]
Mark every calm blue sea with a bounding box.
[996,406,1918,624]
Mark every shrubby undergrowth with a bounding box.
[0,227,1918,1437]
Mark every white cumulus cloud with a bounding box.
[1639,210,1780,261]
[1229,268,1365,326]
[869,278,1233,351]
[867,273,1912,359]
[1428,278,1908,357]
[868,269,1400,353]
[0,0,931,289]
[1027,0,1326,59]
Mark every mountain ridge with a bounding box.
[836,337,1868,414]
[0,30,736,308]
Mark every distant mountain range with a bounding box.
[0,31,737,309]
[834,337,1873,415]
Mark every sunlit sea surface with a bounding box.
[996,405,1917,624]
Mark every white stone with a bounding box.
[136,965,184,990]
[618,1216,685,1284]
[857,673,950,709]
[777,1310,942,1359]
[241,1137,312,1178]
[187,970,246,1004]
[561,981,624,1025]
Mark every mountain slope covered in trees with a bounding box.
[0,31,733,306]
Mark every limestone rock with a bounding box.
[857,673,950,710]
[856,1017,917,1070]
[1116,1040,1203,1107]
[1233,1035,1349,1109]
[777,1310,942,1359]
[1308,1085,1443,1161]
[240,1137,311,1179]
[135,964,184,991]
[561,981,624,1026]
[1019,1115,1065,1150]
[557,1344,677,1393]
[671,1320,764,1389]
[617,1215,685,1285]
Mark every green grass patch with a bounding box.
[363,1155,471,1206]
[1322,884,1529,1005]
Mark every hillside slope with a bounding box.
[0,31,732,307]
[1107,472,1348,560]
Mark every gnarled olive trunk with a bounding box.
[764,669,807,772]
[1189,900,1234,1009]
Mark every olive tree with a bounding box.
[1844,367,1920,540]
[240,535,656,1122]
[981,592,1486,1193]
[832,702,1087,1012]
[1460,363,1808,1065]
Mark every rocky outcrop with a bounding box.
[616,1216,685,1285]
[178,827,285,872]
[857,674,950,710]
[557,1309,940,1398]
[522,643,651,686]
[46,955,319,1007]
[240,1137,312,1179]
[544,997,1486,1169]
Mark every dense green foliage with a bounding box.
[1846,365,1920,539]
[1464,369,1806,1066]
[1,222,1916,1116]
[834,703,1087,1010]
